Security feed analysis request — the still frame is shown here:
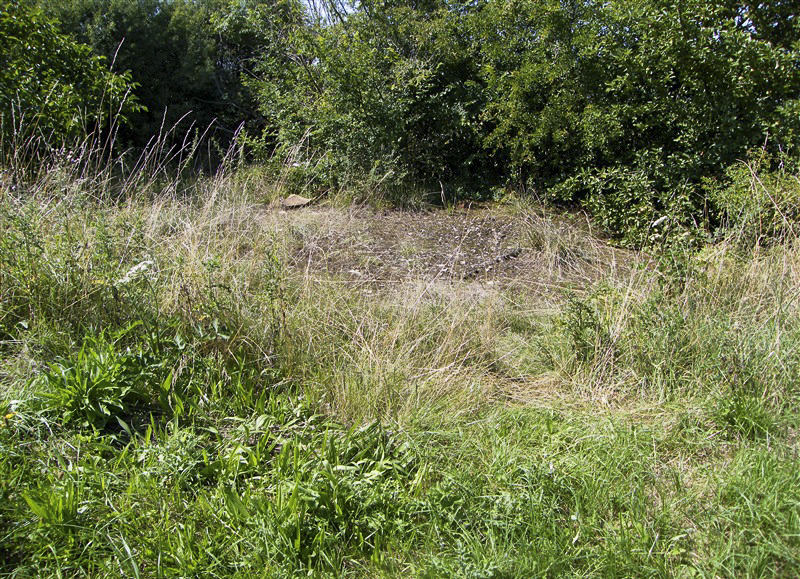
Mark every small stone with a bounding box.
[281,194,312,209]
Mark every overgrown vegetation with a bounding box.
[1,140,799,575]
[0,0,140,166]
[2,0,800,576]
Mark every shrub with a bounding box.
[0,0,140,164]
[709,154,800,248]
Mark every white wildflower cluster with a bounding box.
[116,259,156,286]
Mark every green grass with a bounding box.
[1,156,799,578]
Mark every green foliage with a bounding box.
[222,0,311,138]
[0,192,152,347]
[237,0,800,235]
[32,331,143,428]
[219,421,418,569]
[714,388,777,441]
[10,0,797,242]
[478,0,800,241]
[35,0,306,157]
[478,0,606,183]
[246,0,496,196]
[709,153,800,247]
[708,346,781,441]
[555,168,661,247]
[36,0,208,145]
[0,0,139,158]
[27,322,211,430]
[6,0,799,241]
[561,292,613,365]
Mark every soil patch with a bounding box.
[273,205,636,294]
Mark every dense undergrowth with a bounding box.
[1,154,799,578]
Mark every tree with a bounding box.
[0,0,139,160]
[248,0,496,193]
[35,0,287,156]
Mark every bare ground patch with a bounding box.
[268,204,638,297]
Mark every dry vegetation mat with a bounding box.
[279,205,634,290]
[1,177,799,578]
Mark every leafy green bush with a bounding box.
[36,0,283,153]
[709,154,800,247]
[0,0,140,160]
[234,0,800,238]
[481,0,799,242]
[244,0,497,197]
[553,168,661,247]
